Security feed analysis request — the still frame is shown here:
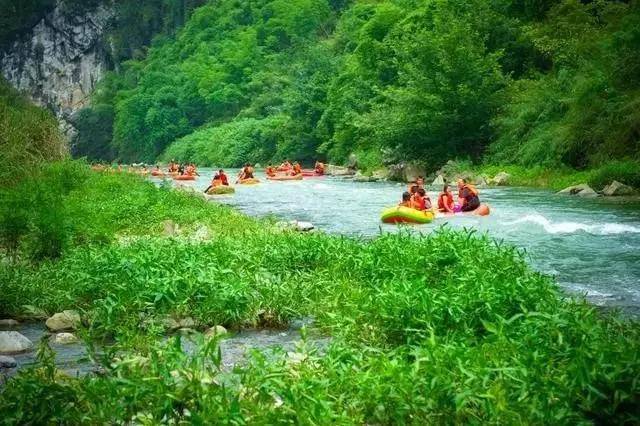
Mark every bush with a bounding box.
[588,160,640,190]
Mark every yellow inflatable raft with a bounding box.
[381,206,435,224]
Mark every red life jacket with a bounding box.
[438,193,454,210]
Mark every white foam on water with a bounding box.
[506,214,640,235]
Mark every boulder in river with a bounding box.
[326,164,355,176]
[205,325,228,338]
[558,184,599,197]
[353,172,378,183]
[0,355,17,368]
[431,175,445,186]
[489,172,511,186]
[0,331,33,354]
[371,168,389,181]
[53,332,79,345]
[0,319,19,329]
[46,310,81,331]
[602,180,637,196]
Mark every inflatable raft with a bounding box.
[301,169,324,177]
[239,178,260,185]
[206,186,235,195]
[381,206,435,224]
[268,174,303,181]
[174,174,196,181]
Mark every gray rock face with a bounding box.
[46,310,81,331]
[558,184,599,197]
[0,331,34,354]
[0,1,114,134]
[602,180,636,196]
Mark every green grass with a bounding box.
[0,162,639,423]
[478,160,640,191]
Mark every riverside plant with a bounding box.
[0,162,639,423]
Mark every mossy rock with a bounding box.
[206,186,235,195]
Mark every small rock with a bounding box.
[53,332,78,345]
[0,319,19,329]
[0,331,33,354]
[476,175,489,186]
[0,355,17,368]
[326,165,355,176]
[18,305,48,321]
[205,325,228,338]
[163,220,179,236]
[276,220,315,232]
[177,327,197,335]
[46,310,81,331]
[431,175,445,186]
[489,172,510,186]
[161,316,197,332]
[191,224,212,242]
[371,168,389,181]
[557,184,599,197]
[602,180,636,196]
[353,173,378,183]
[286,351,307,365]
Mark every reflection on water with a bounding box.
[168,169,640,311]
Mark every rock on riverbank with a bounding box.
[0,332,33,354]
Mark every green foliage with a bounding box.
[0,77,66,184]
[0,167,639,423]
[163,115,288,166]
[588,160,640,190]
[491,1,640,169]
[71,104,115,161]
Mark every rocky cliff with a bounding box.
[0,2,113,135]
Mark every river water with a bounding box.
[173,169,640,312]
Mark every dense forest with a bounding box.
[4,0,640,174]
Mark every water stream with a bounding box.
[179,169,640,312]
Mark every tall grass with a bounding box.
[0,77,66,184]
[0,164,639,423]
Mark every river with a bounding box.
[172,169,640,313]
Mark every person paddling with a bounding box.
[204,169,229,193]
[457,178,480,212]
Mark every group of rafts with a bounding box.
[381,177,490,224]
[140,161,490,224]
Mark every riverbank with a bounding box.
[1,162,640,423]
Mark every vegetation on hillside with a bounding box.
[64,0,639,178]
[0,165,639,423]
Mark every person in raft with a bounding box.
[278,160,292,171]
[238,163,255,181]
[314,161,325,174]
[292,162,302,176]
[438,184,455,213]
[265,163,276,177]
[204,169,229,192]
[411,187,432,211]
[457,178,480,212]
[399,191,412,207]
